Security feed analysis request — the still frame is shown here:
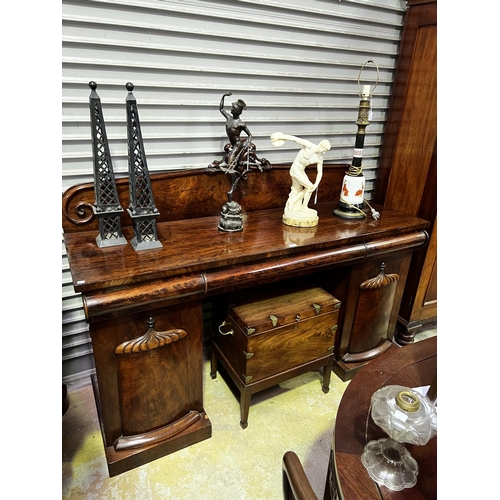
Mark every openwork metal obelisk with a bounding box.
[88,81,127,248]
[125,82,162,251]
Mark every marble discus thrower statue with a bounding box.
[207,92,272,232]
[271,132,331,227]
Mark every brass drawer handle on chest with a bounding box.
[218,321,234,336]
[312,303,321,314]
[269,314,278,327]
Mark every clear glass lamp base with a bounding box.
[361,437,419,491]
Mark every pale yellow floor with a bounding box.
[62,327,436,500]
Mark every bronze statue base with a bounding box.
[218,201,243,232]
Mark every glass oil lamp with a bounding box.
[361,385,437,491]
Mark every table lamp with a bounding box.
[334,59,380,220]
[361,385,437,491]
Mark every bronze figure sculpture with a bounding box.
[207,92,271,232]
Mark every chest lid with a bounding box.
[227,286,341,335]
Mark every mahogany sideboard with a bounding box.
[62,164,430,476]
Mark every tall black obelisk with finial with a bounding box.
[125,82,162,251]
[88,81,127,248]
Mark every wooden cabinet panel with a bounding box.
[89,300,212,476]
[384,24,436,215]
[414,216,437,318]
[332,253,412,381]
[373,0,437,342]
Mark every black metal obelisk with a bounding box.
[88,81,127,248]
[125,82,162,251]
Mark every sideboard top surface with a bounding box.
[64,199,429,293]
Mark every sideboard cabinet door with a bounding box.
[331,254,412,381]
[88,299,212,476]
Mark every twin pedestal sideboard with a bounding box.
[62,165,430,476]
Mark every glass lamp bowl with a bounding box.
[361,385,437,491]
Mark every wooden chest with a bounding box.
[210,286,341,428]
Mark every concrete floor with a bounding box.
[62,327,436,500]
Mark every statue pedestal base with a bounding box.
[218,201,243,232]
[282,209,319,228]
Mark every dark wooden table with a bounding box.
[329,336,437,500]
